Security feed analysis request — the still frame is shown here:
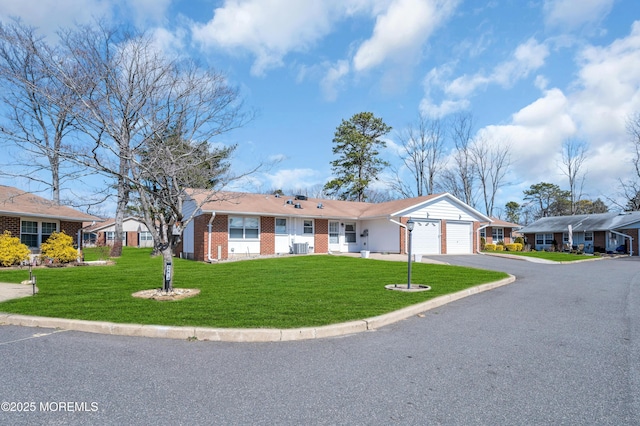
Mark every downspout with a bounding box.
[610,229,634,256]
[476,223,491,255]
[389,217,408,254]
[207,212,217,262]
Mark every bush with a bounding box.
[514,236,524,245]
[485,243,496,251]
[0,231,31,267]
[480,236,486,251]
[40,231,77,264]
[494,244,504,251]
[505,243,523,252]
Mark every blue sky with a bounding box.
[1,0,639,216]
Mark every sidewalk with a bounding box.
[0,282,36,302]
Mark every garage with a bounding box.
[446,222,472,254]
[411,220,440,254]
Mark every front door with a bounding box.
[329,221,341,252]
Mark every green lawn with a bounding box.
[484,250,595,262]
[0,248,508,328]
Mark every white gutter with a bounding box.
[476,223,491,255]
[388,217,408,254]
[609,229,634,256]
[207,212,217,262]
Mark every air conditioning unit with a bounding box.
[292,242,309,254]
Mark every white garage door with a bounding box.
[411,220,440,255]
[446,222,472,254]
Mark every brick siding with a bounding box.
[0,215,20,237]
[260,216,275,255]
[314,219,328,254]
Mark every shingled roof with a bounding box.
[519,212,640,233]
[187,190,490,221]
[0,185,101,222]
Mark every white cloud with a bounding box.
[477,21,640,204]
[352,0,459,72]
[0,0,171,37]
[543,0,614,29]
[421,38,549,117]
[0,0,113,35]
[191,0,346,76]
[320,60,350,101]
[263,168,325,190]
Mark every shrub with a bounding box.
[514,236,524,245]
[485,243,496,251]
[480,236,486,251]
[505,243,523,252]
[496,240,504,246]
[494,244,504,251]
[40,231,77,264]
[0,231,31,267]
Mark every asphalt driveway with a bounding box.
[0,255,638,425]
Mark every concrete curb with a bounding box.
[0,275,515,342]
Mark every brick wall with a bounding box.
[314,219,328,254]
[440,220,447,254]
[473,222,480,253]
[622,228,639,256]
[260,216,275,255]
[60,221,83,248]
[126,231,138,247]
[0,215,20,237]
[194,214,229,261]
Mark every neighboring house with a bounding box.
[84,217,154,248]
[180,191,491,261]
[480,217,522,245]
[0,185,101,252]
[518,212,640,255]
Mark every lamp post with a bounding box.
[407,219,415,289]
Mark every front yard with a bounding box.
[0,248,508,328]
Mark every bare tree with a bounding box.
[470,135,511,216]
[391,113,446,197]
[617,112,640,210]
[51,23,252,288]
[0,20,80,203]
[440,112,477,207]
[559,138,587,214]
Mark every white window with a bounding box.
[536,233,553,245]
[345,222,356,243]
[584,231,593,242]
[41,222,57,243]
[563,232,569,243]
[480,228,486,238]
[140,231,153,241]
[20,220,38,247]
[229,217,259,239]
[303,220,314,234]
[329,221,339,244]
[275,218,287,234]
[106,231,125,242]
[492,228,504,242]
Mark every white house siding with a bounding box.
[289,217,315,252]
[361,219,398,253]
[446,222,472,254]
[182,220,194,258]
[406,198,477,221]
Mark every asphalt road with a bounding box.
[0,255,638,425]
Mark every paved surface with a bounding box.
[0,282,35,302]
[0,255,638,425]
